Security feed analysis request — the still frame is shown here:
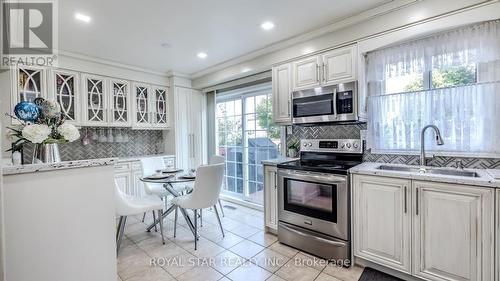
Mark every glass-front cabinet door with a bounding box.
[152,86,169,128]
[49,70,80,124]
[83,74,107,125]
[109,79,130,126]
[133,83,151,126]
[13,66,47,104]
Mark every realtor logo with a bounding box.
[1,0,58,68]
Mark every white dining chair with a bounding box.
[172,163,225,250]
[114,181,165,254]
[209,155,226,217]
[140,156,169,227]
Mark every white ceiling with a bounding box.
[59,0,391,75]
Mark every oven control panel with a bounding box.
[300,139,363,154]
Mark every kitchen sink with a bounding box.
[377,165,479,178]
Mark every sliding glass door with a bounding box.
[216,86,281,205]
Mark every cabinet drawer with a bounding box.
[132,161,142,171]
[114,162,131,172]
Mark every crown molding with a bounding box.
[57,50,169,77]
[190,0,420,79]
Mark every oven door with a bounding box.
[277,169,349,240]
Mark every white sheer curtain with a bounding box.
[366,20,500,156]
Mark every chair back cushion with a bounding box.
[114,180,130,216]
[190,163,225,208]
[209,155,225,165]
[140,156,166,195]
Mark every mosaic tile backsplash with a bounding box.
[286,123,500,169]
[22,128,165,162]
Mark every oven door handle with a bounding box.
[279,170,347,183]
[280,223,347,246]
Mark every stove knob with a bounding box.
[303,143,307,147]
[341,143,345,148]
[346,143,352,148]
[353,142,359,148]
[308,142,312,147]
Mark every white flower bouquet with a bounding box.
[7,98,80,152]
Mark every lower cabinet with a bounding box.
[114,156,175,197]
[497,189,499,281]
[353,174,495,281]
[264,165,278,233]
[353,175,412,273]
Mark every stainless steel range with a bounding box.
[276,138,363,262]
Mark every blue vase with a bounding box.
[14,101,40,122]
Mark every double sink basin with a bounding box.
[376,165,479,178]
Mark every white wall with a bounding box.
[192,0,500,89]
[1,54,173,158]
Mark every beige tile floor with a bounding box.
[117,201,364,281]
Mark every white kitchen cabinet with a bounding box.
[174,87,206,171]
[496,189,499,281]
[11,66,47,105]
[352,174,495,281]
[321,45,357,85]
[412,180,494,281]
[151,86,170,129]
[10,66,48,124]
[109,78,131,127]
[115,171,132,194]
[48,69,81,125]
[291,55,321,91]
[132,82,152,127]
[264,165,278,233]
[272,63,292,125]
[353,175,412,274]
[82,74,108,125]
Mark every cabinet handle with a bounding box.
[287,100,291,117]
[404,185,407,214]
[323,63,327,83]
[416,188,419,215]
[274,172,278,190]
[192,133,195,158]
[316,64,320,82]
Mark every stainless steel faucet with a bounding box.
[420,125,444,166]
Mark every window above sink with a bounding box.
[365,20,500,157]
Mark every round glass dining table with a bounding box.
[140,173,198,236]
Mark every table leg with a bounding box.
[146,204,176,232]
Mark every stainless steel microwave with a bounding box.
[292,82,358,124]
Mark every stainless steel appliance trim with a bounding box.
[280,222,347,246]
[291,82,358,125]
[278,169,349,240]
[278,221,350,261]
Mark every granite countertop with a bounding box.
[117,154,175,162]
[350,162,500,188]
[261,157,298,166]
[3,158,117,176]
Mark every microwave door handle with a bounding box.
[333,89,337,118]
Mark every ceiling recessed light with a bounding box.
[75,13,91,23]
[197,52,207,59]
[160,43,171,48]
[261,21,275,30]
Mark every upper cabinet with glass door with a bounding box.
[152,86,170,129]
[109,79,131,127]
[11,66,47,107]
[82,74,108,125]
[48,69,80,125]
[291,44,357,91]
[132,83,151,127]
